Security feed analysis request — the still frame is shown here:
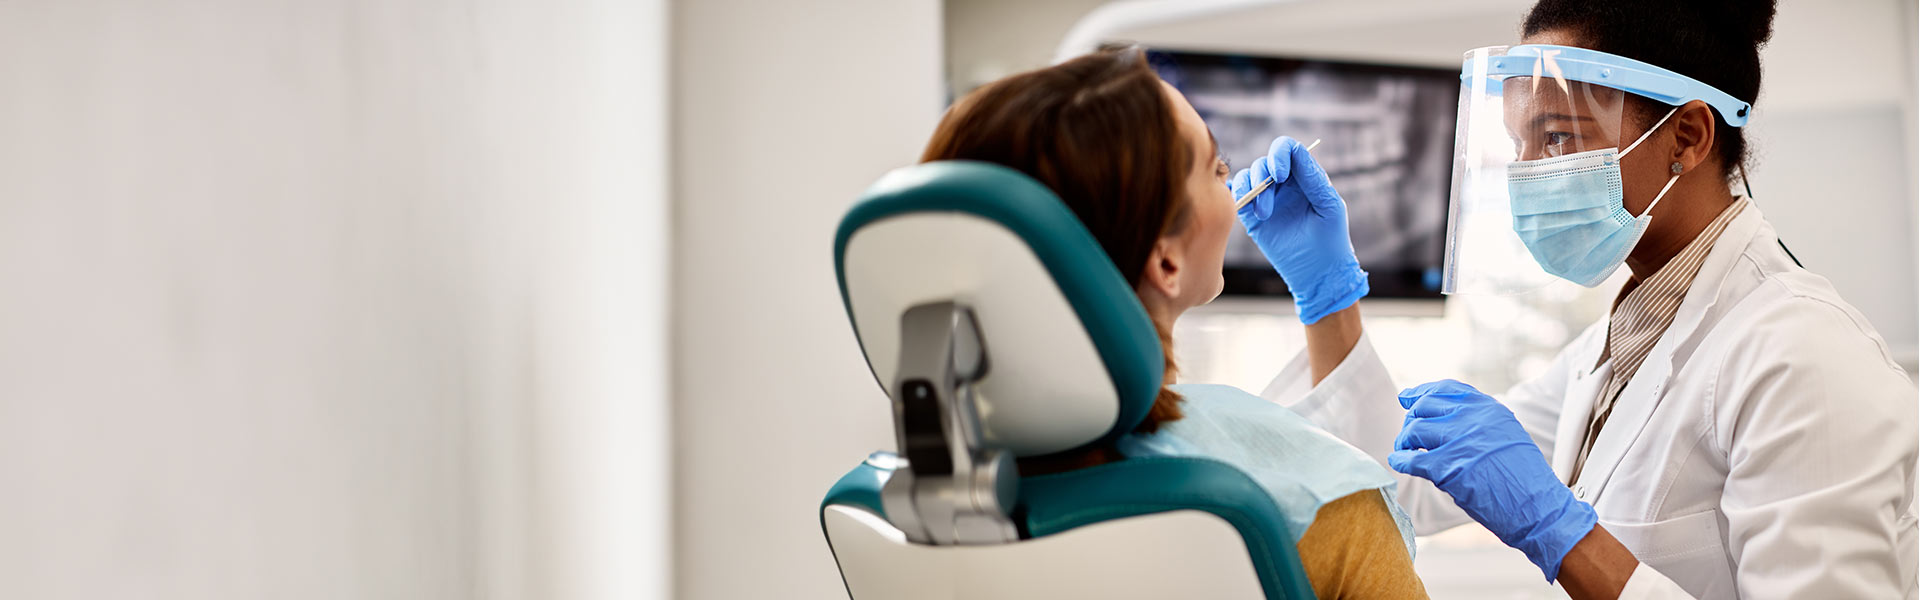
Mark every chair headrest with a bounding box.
[834,161,1163,456]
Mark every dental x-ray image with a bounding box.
[1151,50,1459,299]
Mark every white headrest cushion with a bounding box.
[843,213,1119,456]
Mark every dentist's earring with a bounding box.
[1670,162,1684,175]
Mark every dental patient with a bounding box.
[919,46,1428,599]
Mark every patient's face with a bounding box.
[1162,81,1233,308]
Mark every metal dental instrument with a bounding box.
[1235,138,1322,211]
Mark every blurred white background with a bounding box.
[1,0,670,598]
[0,1,1912,599]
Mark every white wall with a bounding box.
[1746,0,1919,366]
[669,1,944,599]
[945,0,1111,94]
[0,1,670,598]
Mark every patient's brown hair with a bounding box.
[918,47,1192,454]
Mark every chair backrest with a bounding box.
[835,161,1163,459]
[823,161,1314,599]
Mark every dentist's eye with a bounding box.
[1539,131,1577,157]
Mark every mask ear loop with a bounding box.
[1620,106,1683,218]
[1619,106,1680,158]
[1641,170,1682,217]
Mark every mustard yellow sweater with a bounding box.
[1296,491,1430,599]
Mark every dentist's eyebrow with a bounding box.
[1528,112,1595,129]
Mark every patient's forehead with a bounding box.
[1158,81,1210,159]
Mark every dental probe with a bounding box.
[1234,138,1322,211]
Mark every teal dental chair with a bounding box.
[819,161,1316,599]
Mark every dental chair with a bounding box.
[819,161,1315,599]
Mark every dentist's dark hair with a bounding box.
[919,45,1191,446]
[1522,0,1778,182]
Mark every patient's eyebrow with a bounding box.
[1208,130,1221,163]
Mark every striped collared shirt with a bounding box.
[1569,198,1748,482]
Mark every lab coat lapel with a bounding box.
[1573,205,1763,500]
[1554,354,1608,482]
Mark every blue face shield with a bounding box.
[1441,44,1750,295]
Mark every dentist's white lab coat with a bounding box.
[1263,205,1918,599]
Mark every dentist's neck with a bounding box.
[1623,177,1737,282]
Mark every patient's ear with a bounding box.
[1140,237,1184,301]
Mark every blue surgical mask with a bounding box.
[1507,107,1682,287]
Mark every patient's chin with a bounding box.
[1202,280,1224,305]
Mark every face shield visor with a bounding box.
[1442,45,1752,295]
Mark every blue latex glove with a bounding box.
[1387,380,1597,581]
[1229,136,1368,324]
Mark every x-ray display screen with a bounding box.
[1150,50,1458,299]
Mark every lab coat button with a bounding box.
[1574,486,1587,500]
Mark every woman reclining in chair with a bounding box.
[920,45,1429,599]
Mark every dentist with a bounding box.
[1230,1,1917,598]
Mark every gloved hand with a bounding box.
[1229,136,1368,324]
[1388,379,1597,581]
